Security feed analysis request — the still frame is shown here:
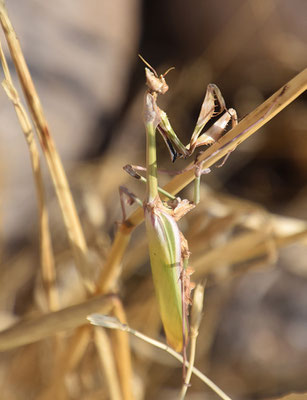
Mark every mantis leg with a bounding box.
[123,164,176,200]
[123,161,211,206]
[189,84,227,154]
[118,186,143,222]
[192,107,238,203]
[157,84,225,159]
[158,110,189,160]
[191,107,238,150]
[157,84,233,162]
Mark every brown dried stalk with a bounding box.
[0,294,113,351]
[0,41,58,311]
[0,0,94,293]
[94,327,123,400]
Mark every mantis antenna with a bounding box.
[138,54,175,78]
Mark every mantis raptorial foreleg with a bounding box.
[157,84,237,161]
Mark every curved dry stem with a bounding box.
[94,327,123,400]
[111,299,134,400]
[0,1,93,293]
[0,295,114,351]
[0,41,58,311]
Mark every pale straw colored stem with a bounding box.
[94,328,123,400]
[0,295,113,351]
[112,299,134,400]
[179,331,197,400]
[0,0,93,293]
[0,41,58,311]
[180,283,205,400]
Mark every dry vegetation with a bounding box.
[0,1,307,399]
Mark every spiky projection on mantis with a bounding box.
[121,56,237,353]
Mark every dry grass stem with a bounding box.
[0,0,94,293]
[94,327,123,400]
[111,299,134,400]
[0,41,58,311]
[180,284,205,400]
[0,294,113,351]
[96,226,132,293]
[193,217,307,276]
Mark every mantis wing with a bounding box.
[145,201,184,352]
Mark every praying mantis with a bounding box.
[120,56,237,354]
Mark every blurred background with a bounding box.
[0,0,307,399]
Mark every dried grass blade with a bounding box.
[112,300,134,400]
[94,328,123,400]
[0,41,58,311]
[0,1,93,292]
[0,295,113,351]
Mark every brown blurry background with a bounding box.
[0,0,307,399]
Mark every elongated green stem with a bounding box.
[146,121,159,202]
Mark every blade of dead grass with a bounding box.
[0,41,58,312]
[94,327,123,400]
[0,0,94,293]
[111,299,134,400]
[193,219,307,276]
[180,283,205,400]
[96,68,307,293]
[0,294,113,351]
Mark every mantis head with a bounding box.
[139,54,174,95]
